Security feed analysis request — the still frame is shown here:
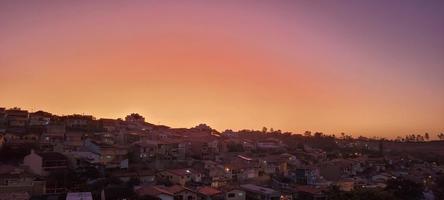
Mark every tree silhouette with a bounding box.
[434,175,444,200]
[385,178,424,200]
[262,127,267,133]
[438,133,444,140]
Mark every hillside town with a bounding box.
[0,107,443,200]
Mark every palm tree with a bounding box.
[424,133,430,141]
[262,127,267,133]
[438,133,444,140]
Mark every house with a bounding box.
[133,139,186,161]
[224,156,259,181]
[133,140,158,161]
[0,108,5,126]
[3,132,39,146]
[99,118,121,132]
[197,186,224,200]
[337,178,355,191]
[294,185,327,200]
[65,151,101,169]
[158,169,202,186]
[203,161,229,187]
[240,184,280,200]
[136,185,175,200]
[41,124,66,144]
[39,124,66,151]
[258,155,289,176]
[280,153,301,167]
[320,159,359,181]
[290,167,319,185]
[256,138,284,150]
[186,136,220,160]
[367,157,387,172]
[164,185,200,200]
[64,114,94,130]
[0,165,45,195]
[93,132,116,145]
[66,192,93,200]
[84,139,128,168]
[23,150,69,176]
[222,188,245,200]
[5,108,28,128]
[28,111,51,126]
[271,176,294,191]
[64,131,84,151]
[2,132,21,144]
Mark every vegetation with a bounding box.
[326,177,424,200]
[433,175,444,200]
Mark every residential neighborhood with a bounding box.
[0,107,443,200]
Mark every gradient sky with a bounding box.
[1,0,443,138]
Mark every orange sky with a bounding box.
[1,1,443,138]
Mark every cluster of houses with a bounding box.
[0,107,443,200]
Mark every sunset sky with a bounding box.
[1,1,443,138]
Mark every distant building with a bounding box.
[99,118,121,132]
[0,165,45,196]
[291,167,319,185]
[5,108,28,128]
[0,107,6,127]
[223,188,246,200]
[64,114,94,130]
[29,111,52,126]
[133,139,186,161]
[83,139,128,168]
[23,150,69,176]
[40,124,66,151]
[158,169,202,186]
[240,184,280,200]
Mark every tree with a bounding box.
[385,178,424,200]
[438,133,444,140]
[262,127,267,133]
[424,132,430,141]
[326,185,396,200]
[314,132,323,138]
[434,175,444,200]
[304,131,312,137]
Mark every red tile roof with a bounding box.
[198,187,222,196]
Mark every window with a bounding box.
[188,196,194,200]
[228,193,235,198]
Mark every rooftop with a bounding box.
[240,184,279,195]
